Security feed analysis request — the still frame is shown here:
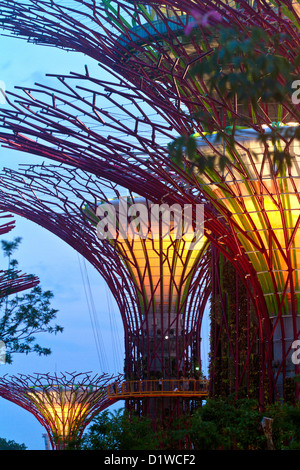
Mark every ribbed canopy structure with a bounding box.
[0,371,117,450]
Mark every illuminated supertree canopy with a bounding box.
[0,0,299,403]
[0,371,118,449]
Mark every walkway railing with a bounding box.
[107,378,209,399]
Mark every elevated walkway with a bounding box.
[108,378,209,399]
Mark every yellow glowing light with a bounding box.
[117,235,204,305]
[195,124,300,314]
[27,386,101,446]
[96,198,206,310]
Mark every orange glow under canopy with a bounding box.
[93,197,207,313]
[26,385,104,447]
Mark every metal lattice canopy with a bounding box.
[0,371,118,449]
[0,0,296,310]
[0,57,266,330]
[0,0,299,401]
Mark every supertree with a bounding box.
[0,0,298,403]
[0,371,118,449]
[0,164,212,427]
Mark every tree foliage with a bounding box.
[79,409,160,450]
[187,397,266,450]
[168,23,300,175]
[0,436,26,450]
[78,397,300,450]
[0,237,63,363]
[192,26,296,109]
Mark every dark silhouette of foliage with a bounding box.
[0,237,63,363]
[79,409,160,450]
[0,436,26,450]
[79,397,300,450]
